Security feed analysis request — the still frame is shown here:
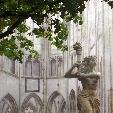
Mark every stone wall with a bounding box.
[0,69,78,113]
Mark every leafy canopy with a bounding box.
[0,0,112,62]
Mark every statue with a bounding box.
[65,43,100,113]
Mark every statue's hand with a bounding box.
[64,62,81,78]
[76,72,81,76]
[72,62,80,68]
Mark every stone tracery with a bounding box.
[47,91,66,113]
[21,93,43,113]
[69,89,76,113]
[0,93,18,113]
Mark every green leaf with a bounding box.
[0,0,90,61]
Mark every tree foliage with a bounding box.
[0,0,112,62]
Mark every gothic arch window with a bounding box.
[57,56,63,76]
[9,59,15,74]
[69,89,76,113]
[3,57,15,74]
[32,59,41,77]
[50,58,56,76]
[21,93,43,113]
[25,56,41,77]
[58,99,66,113]
[51,100,57,113]
[47,91,66,113]
[25,56,32,76]
[0,93,18,113]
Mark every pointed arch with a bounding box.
[58,98,66,113]
[51,100,57,113]
[48,91,60,105]
[21,93,43,113]
[47,91,66,113]
[0,93,18,113]
[69,89,76,100]
[32,59,41,76]
[25,55,32,76]
[50,58,56,76]
[69,89,76,113]
[57,56,63,76]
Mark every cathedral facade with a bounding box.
[0,0,113,113]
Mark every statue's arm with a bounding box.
[77,72,101,79]
[64,63,80,78]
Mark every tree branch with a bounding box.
[0,11,29,18]
[0,11,47,18]
[0,11,48,39]
[0,18,25,39]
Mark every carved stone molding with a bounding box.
[21,93,43,113]
[47,91,66,113]
[0,93,18,113]
[69,89,76,113]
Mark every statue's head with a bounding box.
[80,56,97,73]
[83,56,97,67]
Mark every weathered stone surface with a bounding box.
[65,56,100,113]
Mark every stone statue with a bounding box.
[65,56,100,113]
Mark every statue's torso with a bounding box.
[79,77,98,90]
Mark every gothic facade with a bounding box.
[1,0,113,113]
